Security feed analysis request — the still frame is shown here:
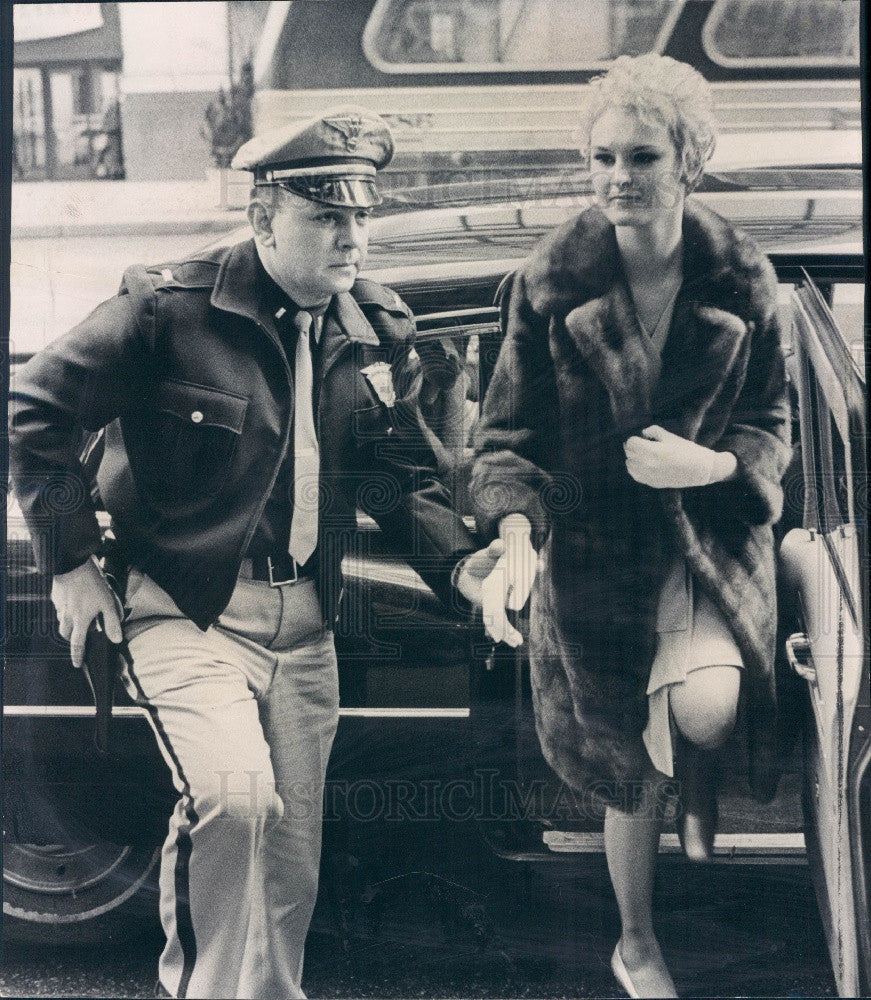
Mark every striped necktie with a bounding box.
[288,309,320,565]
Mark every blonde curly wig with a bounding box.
[581,54,718,191]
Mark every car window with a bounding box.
[364,0,684,71]
[703,0,861,67]
[830,283,865,378]
[790,280,865,539]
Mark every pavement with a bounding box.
[10,176,248,240]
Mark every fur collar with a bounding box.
[521,200,779,443]
[522,199,777,325]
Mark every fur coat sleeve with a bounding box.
[470,270,560,543]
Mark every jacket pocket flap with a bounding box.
[154,380,248,433]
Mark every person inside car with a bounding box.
[471,56,791,998]
[9,106,500,1000]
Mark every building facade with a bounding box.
[12,1,267,182]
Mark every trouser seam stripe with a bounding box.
[126,660,199,998]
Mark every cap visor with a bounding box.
[278,175,383,208]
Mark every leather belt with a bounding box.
[239,553,313,587]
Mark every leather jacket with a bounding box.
[10,238,476,629]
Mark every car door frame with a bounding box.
[782,265,869,997]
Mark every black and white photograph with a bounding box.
[1,2,867,998]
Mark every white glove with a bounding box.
[480,514,539,647]
[624,425,736,489]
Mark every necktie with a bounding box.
[288,310,320,565]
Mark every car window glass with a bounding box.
[703,0,860,66]
[830,283,865,378]
[364,0,683,71]
[790,282,865,539]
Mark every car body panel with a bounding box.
[779,279,869,995]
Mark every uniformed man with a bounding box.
[9,106,498,1000]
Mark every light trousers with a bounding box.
[121,568,339,1000]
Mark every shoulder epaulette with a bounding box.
[145,258,220,291]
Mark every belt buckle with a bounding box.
[267,555,299,587]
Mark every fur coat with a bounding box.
[471,201,792,805]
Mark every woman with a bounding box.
[471,55,791,998]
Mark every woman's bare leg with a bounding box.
[671,664,741,862]
[604,761,677,998]
[673,732,719,862]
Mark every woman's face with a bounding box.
[589,106,685,229]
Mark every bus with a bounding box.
[245,0,862,184]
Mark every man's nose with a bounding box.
[338,218,366,249]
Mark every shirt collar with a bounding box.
[255,255,328,342]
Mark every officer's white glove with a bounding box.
[52,556,124,668]
[624,425,737,489]
[455,539,505,606]
[479,514,539,648]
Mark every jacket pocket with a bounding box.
[140,380,248,504]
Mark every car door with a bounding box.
[780,273,869,997]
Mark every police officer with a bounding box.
[9,106,498,1000]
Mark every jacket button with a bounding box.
[191,411,204,423]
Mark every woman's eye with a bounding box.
[634,151,660,166]
[592,152,614,166]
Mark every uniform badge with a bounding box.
[360,362,396,407]
[324,113,364,152]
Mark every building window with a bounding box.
[702,0,860,66]
[12,68,47,176]
[363,0,684,72]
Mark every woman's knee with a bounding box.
[670,665,740,750]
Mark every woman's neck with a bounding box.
[616,213,684,285]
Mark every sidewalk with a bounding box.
[11,178,247,240]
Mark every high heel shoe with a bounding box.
[611,943,640,999]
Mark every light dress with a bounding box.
[634,280,745,778]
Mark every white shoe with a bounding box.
[611,943,640,999]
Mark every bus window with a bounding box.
[363,0,685,72]
[702,0,860,67]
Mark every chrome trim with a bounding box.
[2,705,470,719]
[786,632,817,683]
[544,831,806,856]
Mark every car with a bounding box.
[3,165,867,995]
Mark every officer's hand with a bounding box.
[480,515,539,648]
[455,539,505,607]
[51,558,124,668]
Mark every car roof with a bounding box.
[205,162,863,274]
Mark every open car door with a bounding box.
[780,274,870,997]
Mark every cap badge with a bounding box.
[324,113,365,152]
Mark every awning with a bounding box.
[14,2,122,65]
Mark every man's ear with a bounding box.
[248,198,275,246]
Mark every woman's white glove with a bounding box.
[624,425,736,489]
[480,514,539,647]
